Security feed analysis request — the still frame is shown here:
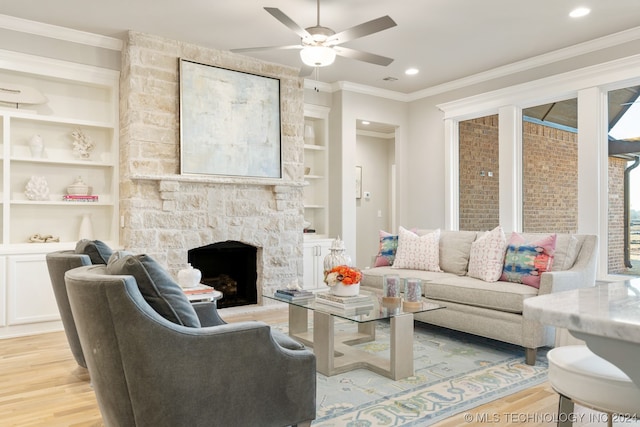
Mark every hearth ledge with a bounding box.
[130,174,305,188]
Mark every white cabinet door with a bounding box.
[302,238,332,289]
[0,257,5,327]
[7,254,59,325]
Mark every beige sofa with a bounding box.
[360,230,598,365]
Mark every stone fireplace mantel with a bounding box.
[130,174,305,188]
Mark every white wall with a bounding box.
[329,90,408,264]
[355,133,395,267]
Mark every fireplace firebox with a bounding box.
[188,241,257,309]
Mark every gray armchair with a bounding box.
[65,264,316,427]
[46,250,92,368]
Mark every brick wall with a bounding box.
[118,31,305,300]
[459,115,500,231]
[522,121,578,233]
[609,157,627,273]
[460,116,627,272]
[460,117,579,233]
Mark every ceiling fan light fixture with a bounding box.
[300,45,336,67]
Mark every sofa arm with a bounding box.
[538,269,591,295]
[538,234,598,296]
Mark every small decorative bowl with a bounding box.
[67,177,90,195]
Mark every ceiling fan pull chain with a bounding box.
[313,67,320,92]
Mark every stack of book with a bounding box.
[274,289,315,302]
[182,284,220,302]
[183,284,217,296]
[63,194,99,202]
[315,292,374,315]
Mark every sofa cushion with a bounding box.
[75,239,113,264]
[374,230,398,267]
[439,230,478,275]
[501,232,556,289]
[426,275,539,313]
[360,266,459,291]
[392,227,442,272]
[107,254,201,328]
[467,226,507,282]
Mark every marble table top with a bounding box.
[524,279,640,344]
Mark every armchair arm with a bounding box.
[192,301,226,326]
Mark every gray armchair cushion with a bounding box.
[107,254,201,327]
[75,239,113,264]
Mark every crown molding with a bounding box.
[307,26,640,103]
[0,14,123,51]
[356,129,395,139]
[334,81,410,102]
[0,48,120,84]
[410,26,640,102]
[437,53,640,119]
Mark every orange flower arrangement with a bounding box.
[324,265,362,286]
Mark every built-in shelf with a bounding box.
[0,49,119,338]
[303,104,330,237]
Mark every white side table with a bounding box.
[183,284,224,303]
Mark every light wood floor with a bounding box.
[0,307,630,427]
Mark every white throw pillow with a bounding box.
[467,225,507,282]
[392,226,442,272]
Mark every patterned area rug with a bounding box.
[275,320,548,427]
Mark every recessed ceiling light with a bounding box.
[361,121,370,125]
[569,7,590,18]
[405,68,419,75]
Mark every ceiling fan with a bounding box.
[231,0,397,76]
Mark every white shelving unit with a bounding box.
[0,50,119,337]
[302,104,332,289]
[303,104,329,238]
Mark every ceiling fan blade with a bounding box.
[230,45,302,53]
[327,15,397,45]
[264,7,310,39]
[333,46,394,66]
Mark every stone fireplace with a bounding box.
[117,31,306,306]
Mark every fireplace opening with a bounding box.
[188,241,258,309]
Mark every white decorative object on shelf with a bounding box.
[24,176,50,201]
[178,263,202,288]
[0,82,47,107]
[29,134,44,158]
[78,213,94,240]
[304,123,315,144]
[71,128,95,160]
[67,176,90,195]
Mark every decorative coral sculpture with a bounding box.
[24,175,50,201]
[70,128,95,160]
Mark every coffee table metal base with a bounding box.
[288,305,414,380]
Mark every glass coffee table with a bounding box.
[264,290,443,380]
